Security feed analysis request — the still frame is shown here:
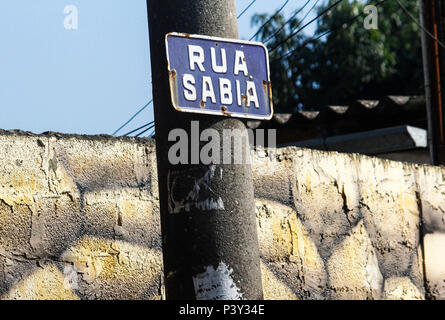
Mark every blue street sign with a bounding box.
[165,33,273,120]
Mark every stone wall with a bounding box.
[0,130,443,300]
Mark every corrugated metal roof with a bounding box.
[248,95,427,146]
[248,96,425,128]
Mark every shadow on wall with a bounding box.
[0,131,443,299]
[251,147,443,300]
[0,133,162,300]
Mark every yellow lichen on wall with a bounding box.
[2,264,80,300]
[0,199,33,252]
[327,220,383,300]
[260,262,298,300]
[0,132,443,300]
[60,236,163,300]
[383,277,423,300]
[255,199,326,299]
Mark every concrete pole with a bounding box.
[146,0,264,300]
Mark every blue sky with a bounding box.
[0,0,318,136]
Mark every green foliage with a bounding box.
[252,0,423,113]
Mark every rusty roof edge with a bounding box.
[328,105,349,114]
[273,113,293,124]
[299,110,320,120]
[354,99,380,109]
[271,95,426,125]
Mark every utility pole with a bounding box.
[146,0,264,300]
[419,0,445,165]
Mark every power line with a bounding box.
[135,123,156,138]
[238,0,258,19]
[114,0,338,135]
[270,0,343,52]
[122,121,155,137]
[147,128,156,138]
[113,0,271,135]
[270,0,345,53]
[299,0,323,31]
[116,0,257,136]
[263,0,312,44]
[249,0,291,41]
[271,0,388,63]
[269,0,322,45]
[112,99,153,136]
[395,0,445,49]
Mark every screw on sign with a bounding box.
[166,33,273,120]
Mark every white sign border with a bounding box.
[165,32,274,121]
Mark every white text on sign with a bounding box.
[182,45,260,108]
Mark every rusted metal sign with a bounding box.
[166,33,273,120]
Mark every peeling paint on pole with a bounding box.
[167,165,225,214]
[193,262,244,300]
